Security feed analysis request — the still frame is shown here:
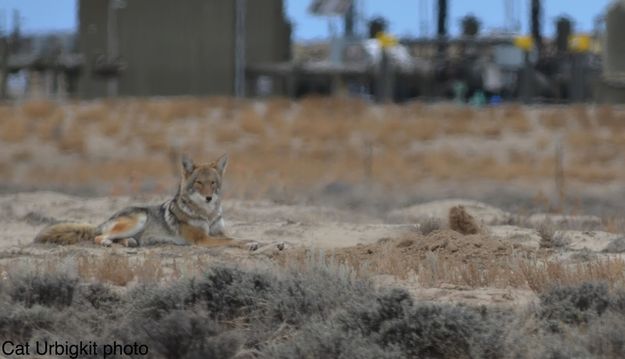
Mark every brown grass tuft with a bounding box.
[21,100,59,119]
[239,107,266,135]
[519,258,625,292]
[78,255,135,286]
[449,206,480,235]
[0,117,28,142]
[214,124,241,143]
[58,122,86,154]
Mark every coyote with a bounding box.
[35,154,257,249]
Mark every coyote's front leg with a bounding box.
[180,223,258,250]
[197,235,259,251]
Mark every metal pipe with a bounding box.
[234,0,246,98]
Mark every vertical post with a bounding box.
[570,53,586,102]
[234,0,246,98]
[419,0,429,37]
[107,0,119,97]
[363,139,373,182]
[554,136,565,210]
[0,10,6,100]
[436,0,447,55]
[0,37,7,100]
[520,51,532,103]
[531,0,542,56]
[377,48,393,103]
[344,1,354,38]
[437,0,447,38]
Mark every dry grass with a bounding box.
[24,156,173,188]
[0,251,219,288]
[73,102,110,123]
[239,106,266,136]
[77,254,136,286]
[519,258,625,292]
[279,244,625,293]
[75,253,184,286]
[21,100,59,119]
[99,116,124,137]
[140,128,170,152]
[214,123,241,143]
[2,97,625,193]
[57,122,86,153]
[34,111,64,141]
[0,118,28,142]
[138,97,210,122]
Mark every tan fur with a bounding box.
[111,216,140,234]
[448,205,481,235]
[179,223,208,244]
[93,235,109,246]
[179,223,253,249]
[34,223,98,245]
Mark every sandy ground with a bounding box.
[2,191,624,308]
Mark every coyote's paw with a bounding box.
[247,241,260,251]
[121,237,138,248]
[95,235,112,247]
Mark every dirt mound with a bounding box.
[273,228,557,289]
[335,229,531,266]
[274,229,548,281]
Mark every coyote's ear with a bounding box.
[216,154,228,176]
[181,155,195,177]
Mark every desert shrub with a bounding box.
[8,271,78,308]
[267,322,402,359]
[0,303,58,341]
[537,220,568,248]
[125,310,242,359]
[121,262,374,349]
[583,313,625,357]
[610,289,625,314]
[77,282,122,310]
[262,264,371,326]
[604,237,625,253]
[127,281,192,320]
[190,267,273,320]
[337,288,413,336]
[335,289,507,359]
[5,264,625,358]
[538,282,610,327]
[532,340,592,359]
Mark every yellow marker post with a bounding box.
[569,34,592,53]
[376,32,398,49]
[513,35,534,51]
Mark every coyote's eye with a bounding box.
[196,181,204,186]
[211,181,216,186]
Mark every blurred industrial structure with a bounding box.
[78,0,290,97]
[596,0,625,102]
[0,0,623,103]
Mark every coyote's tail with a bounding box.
[34,223,98,245]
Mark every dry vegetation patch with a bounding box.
[2,98,625,194]
[275,228,625,292]
[3,260,625,358]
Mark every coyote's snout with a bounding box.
[35,154,257,250]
